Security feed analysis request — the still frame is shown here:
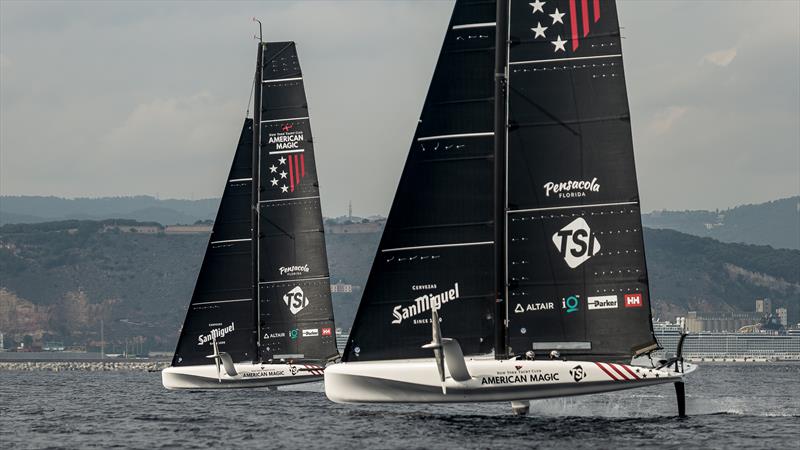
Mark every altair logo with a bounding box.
[552,217,601,268]
[283,286,309,315]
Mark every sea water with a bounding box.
[1,363,797,449]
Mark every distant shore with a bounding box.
[0,361,169,372]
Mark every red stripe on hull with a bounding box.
[593,361,619,380]
[619,364,641,380]
[607,363,631,380]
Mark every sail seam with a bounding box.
[417,132,494,142]
[192,298,252,306]
[381,241,494,253]
[510,54,622,66]
[260,116,309,124]
[259,195,320,204]
[508,201,638,214]
[263,77,303,83]
[210,238,252,244]
[268,149,305,155]
[452,22,496,30]
[259,276,330,285]
[229,178,252,182]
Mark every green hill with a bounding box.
[0,220,797,352]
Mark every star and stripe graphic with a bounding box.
[528,0,602,53]
[267,151,306,194]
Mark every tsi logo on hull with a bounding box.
[283,286,309,315]
[552,217,601,268]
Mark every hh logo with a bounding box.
[624,294,643,308]
[321,327,332,337]
[552,217,601,268]
[283,286,309,315]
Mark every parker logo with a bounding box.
[283,286,309,315]
[302,328,319,337]
[321,327,332,336]
[624,293,643,308]
[552,217,601,268]
[570,365,587,382]
[588,295,618,310]
[543,177,600,199]
[391,282,461,325]
[197,322,235,346]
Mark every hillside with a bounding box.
[642,196,800,250]
[0,220,797,352]
[0,196,218,226]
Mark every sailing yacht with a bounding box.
[325,0,695,414]
[163,41,338,389]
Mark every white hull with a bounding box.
[325,357,696,403]
[162,362,324,390]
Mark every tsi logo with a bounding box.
[283,286,309,315]
[552,217,601,268]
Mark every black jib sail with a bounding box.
[506,0,657,361]
[344,2,498,362]
[172,41,337,367]
[172,120,257,367]
[256,42,337,362]
[344,0,657,364]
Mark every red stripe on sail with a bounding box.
[569,0,579,51]
[594,0,600,22]
[288,155,295,192]
[619,364,641,380]
[294,155,301,186]
[581,0,590,37]
[300,154,305,177]
[594,362,618,380]
[608,363,630,381]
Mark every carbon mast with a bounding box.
[493,0,510,360]
[252,43,263,362]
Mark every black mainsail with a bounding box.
[171,41,337,368]
[344,0,657,364]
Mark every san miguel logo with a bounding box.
[391,283,461,325]
[283,286,309,315]
[543,177,600,199]
[266,123,306,195]
[552,217,601,268]
[197,322,235,346]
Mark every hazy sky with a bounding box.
[1,1,798,216]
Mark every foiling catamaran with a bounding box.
[163,38,338,389]
[325,0,695,415]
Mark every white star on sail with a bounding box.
[550,8,565,25]
[269,165,277,173]
[280,171,288,179]
[529,0,545,14]
[531,22,548,39]
[270,178,278,186]
[278,156,287,165]
[281,185,289,193]
[551,35,567,52]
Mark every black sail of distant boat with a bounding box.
[344,2,498,362]
[171,42,337,368]
[506,0,657,361]
[172,120,257,367]
[256,42,337,362]
[345,0,657,364]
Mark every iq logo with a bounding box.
[552,217,601,269]
[289,328,299,340]
[562,295,580,314]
